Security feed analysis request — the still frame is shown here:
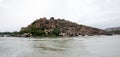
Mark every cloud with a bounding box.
[0,0,120,32]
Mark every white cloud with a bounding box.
[0,0,120,32]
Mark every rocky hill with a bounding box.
[19,17,111,37]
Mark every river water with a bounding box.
[0,35,120,57]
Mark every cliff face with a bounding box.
[20,17,110,37]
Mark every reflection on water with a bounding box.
[0,36,120,57]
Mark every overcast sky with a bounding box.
[0,0,120,32]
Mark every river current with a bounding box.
[0,35,120,57]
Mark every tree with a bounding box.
[52,28,60,36]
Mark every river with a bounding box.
[0,35,120,57]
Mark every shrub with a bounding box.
[52,28,60,36]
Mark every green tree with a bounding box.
[52,28,60,36]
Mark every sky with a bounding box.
[0,0,120,32]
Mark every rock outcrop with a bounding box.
[19,17,111,37]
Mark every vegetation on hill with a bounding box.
[105,27,120,35]
[109,30,120,34]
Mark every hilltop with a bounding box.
[19,17,111,37]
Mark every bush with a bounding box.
[52,28,60,36]
[110,30,120,34]
[19,26,46,37]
